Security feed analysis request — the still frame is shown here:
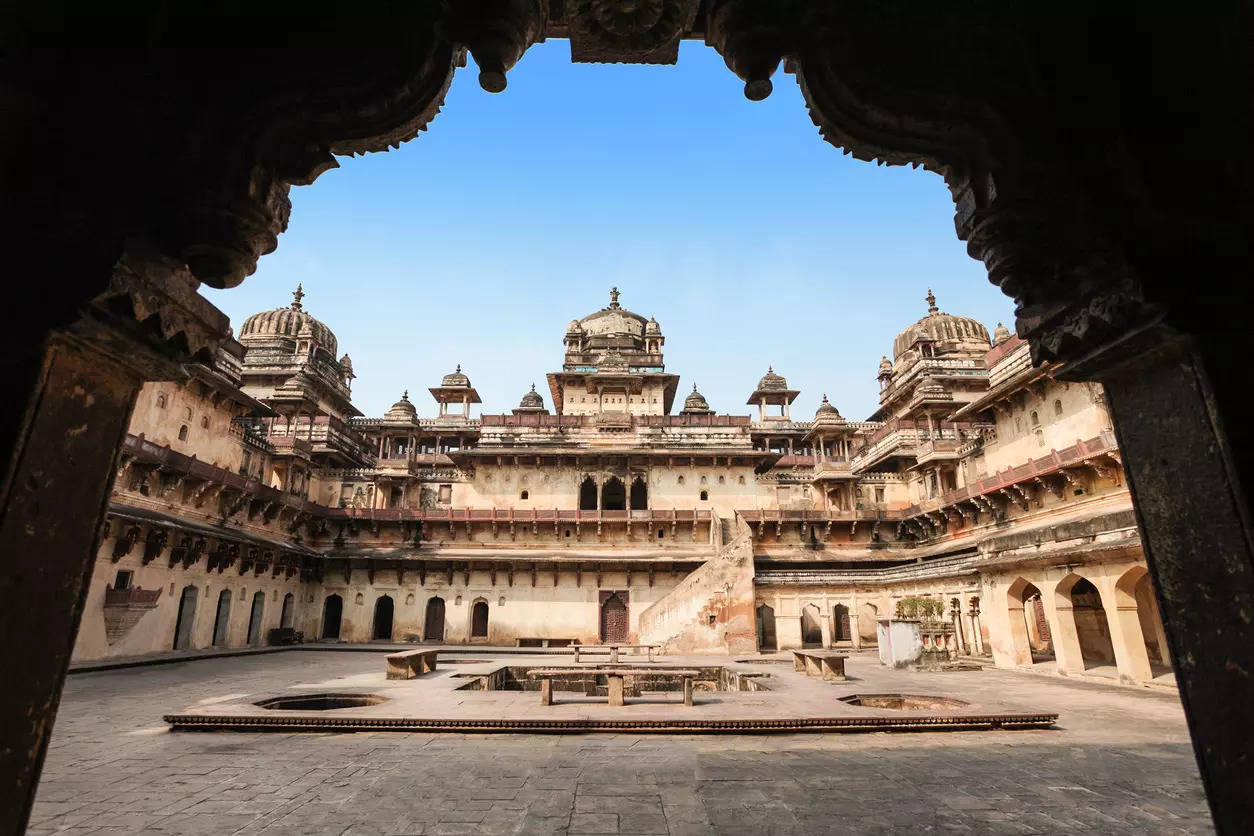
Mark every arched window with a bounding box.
[183,406,193,421]
[178,425,189,441]
[156,393,166,409]
[578,476,597,511]
[471,599,489,639]
[200,416,209,429]
[519,490,529,500]
[1015,417,1023,436]
[1054,398,1063,417]
[699,490,709,501]
[629,476,647,510]
[677,475,685,485]
[601,477,626,511]
[1030,411,1039,427]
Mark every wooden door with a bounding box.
[424,597,445,642]
[600,592,628,643]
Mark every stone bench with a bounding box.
[528,668,700,707]
[571,644,661,664]
[792,650,848,681]
[385,648,439,680]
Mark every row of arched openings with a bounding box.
[755,601,878,651]
[1007,568,1169,675]
[319,594,490,642]
[170,586,295,650]
[578,476,648,511]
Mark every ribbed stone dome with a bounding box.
[681,383,711,413]
[815,394,842,419]
[578,287,647,337]
[238,284,338,356]
[757,366,788,391]
[384,391,417,421]
[519,384,544,409]
[645,316,661,335]
[441,364,470,387]
[891,289,990,361]
[992,322,1012,344]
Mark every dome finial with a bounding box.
[609,286,620,308]
[926,288,938,314]
[693,382,698,392]
[531,382,536,392]
[292,283,305,311]
[401,389,408,400]
[455,363,461,373]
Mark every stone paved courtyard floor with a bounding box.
[30,650,1212,835]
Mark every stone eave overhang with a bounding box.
[108,502,320,557]
[948,363,1055,420]
[427,385,482,404]
[319,548,712,563]
[184,364,276,416]
[745,387,800,406]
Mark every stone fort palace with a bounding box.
[81,286,1168,687]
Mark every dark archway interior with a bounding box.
[372,596,394,640]
[756,604,777,651]
[212,591,232,647]
[173,586,197,650]
[630,477,647,510]
[1069,578,1115,668]
[602,478,626,511]
[247,591,265,645]
[801,605,823,648]
[280,593,294,629]
[321,595,342,640]
[471,601,489,638]
[424,597,445,642]
[832,604,851,643]
[578,477,597,511]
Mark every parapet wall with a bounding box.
[637,514,757,654]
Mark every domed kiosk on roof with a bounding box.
[680,383,712,414]
[428,365,481,419]
[891,289,991,362]
[512,383,548,415]
[746,367,800,422]
[382,390,418,423]
[549,288,679,416]
[239,284,338,358]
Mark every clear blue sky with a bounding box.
[205,41,1013,422]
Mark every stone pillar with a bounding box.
[1106,599,1155,684]
[818,613,832,649]
[1092,338,1254,826]
[775,615,803,650]
[1045,592,1085,675]
[849,611,861,650]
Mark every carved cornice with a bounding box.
[568,0,699,65]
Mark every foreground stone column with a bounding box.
[0,252,228,833]
[1096,339,1254,827]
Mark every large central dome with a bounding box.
[577,286,648,338]
[238,284,338,357]
[891,289,990,361]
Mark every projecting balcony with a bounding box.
[269,435,313,459]
[914,438,963,466]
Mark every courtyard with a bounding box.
[29,650,1209,835]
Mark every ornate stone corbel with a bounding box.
[111,525,141,562]
[452,0,546,91]
[707,0,790,100]
[141,527,168,565]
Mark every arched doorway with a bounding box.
[1113,566,1169,681]
[372,595,394,640]
[211,590,232,647]
[246,591,266,645]
[1057,575,1115,670]
[321,594,343,640]
[600,591,628,643]
[756,603,777,651]
[1007,578,1053,666]
[471,599,489,639]
[424,597,445,642]
[280,593,295,629]
[800,603,823,648]
[601,477,626,511]
[859,602,879,645]
[578,476,597,511]
[630,476,647,510]
[832,603,851,643]
[172,585,198,650]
